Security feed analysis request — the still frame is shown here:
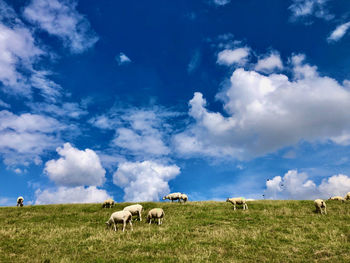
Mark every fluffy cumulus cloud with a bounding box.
[116,52,131,65]
[113,161,180,201]
[44,143,106,187]
[35,186,111,205]
[264,170,350,200]
[174,54,350,159]
[327,22,350,42]
[289,0,333,21]
[255,52,283,73]
[23,0,98,53]
[217,47,250,66]
[0,110,64,166]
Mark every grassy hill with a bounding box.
[1,200,350,262]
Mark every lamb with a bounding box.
[16,196,24,207]
[105,210,133,232]
[314,199,327,214]
[344,192,350,201]
[123,204,143,221]
[162,192,182,202]
[180,193,188,203]
[102,198,115,208]
[147,208,165,225]
[328,196,345,202]
[226,197,248,210]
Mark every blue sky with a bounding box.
[1,0,350,205]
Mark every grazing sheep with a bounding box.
[180,193,188,203]
[328,196,345,202]
[147,208,165,225]
[16,196,24,207]
[123,204,143,221]
[226,197,248,210]
[163,192,181,202]
[344,192,350,201]
[314,199,327,214]
[106,210,133,232]
[102,198,115,208]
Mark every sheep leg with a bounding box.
[234,204,236,211]
[139,211,142,221]
[149,219,152,225]
[123,221,126,232]
[129,220,133,231]
[113,222,117,232]
[324,207,327,215]
[158,218,161,225]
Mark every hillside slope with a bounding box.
[1,201,350,262]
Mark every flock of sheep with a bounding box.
[14,191,350,232]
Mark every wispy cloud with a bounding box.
[116,52,132,65]
[216,47,250,66]
[213,0,231,6]
[289,0,333,22]
[23,0,98,53]
[327,21,350,42]
[187,50,201,74]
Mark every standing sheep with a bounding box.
[180,193,188,203]
[163,192,181,202]
[226,197,248,210]
[16,196,24,207]
[102,198,115,208]
[328,196,345,202]
[344,192,350,201]
[105,210,133,232]
[314,199,327,214]
[123,204,143,221]
[147,208,165,225]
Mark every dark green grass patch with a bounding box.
[1,201,350,262]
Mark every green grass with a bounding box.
[1,200,350,262]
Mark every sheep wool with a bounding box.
[314,199,327,215]
[147,208,165,225]
[226,197,248,210]
[17,196,24,207]
[123,204,143,221]
[106,210,133,232]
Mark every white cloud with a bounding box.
[213,0,231,6]
[23,0,98,53]
[289,0,333,21]
[0,110,64,166]
[116,52,131,65]
[91,108,173,157]
[113,161,180,202]
[44,143,106,187]
[28,102,88,119]
[0,99,10,108]
[35,186,111,204]
[255,52,283,73]
[264,170,350,200]
[327,22,350,42]
[0,0,61,100]
[174,54,350,159]
[217,47,250,66]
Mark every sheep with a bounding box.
[344,192,350,201]
[328,196,345,202]
[180,193,188,203]
[105,210,133,232]
[314,199,327,214]
[147,208,165,225]
[162,192,182,202]
[16,196,24,207]
[102,198,115,208]
[226,197,248,210]
[123,204,143,221]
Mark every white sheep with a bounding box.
[123,204,143,221]
[106,210,133,232]
[226,197,248,210]
[102,198,115,208]
[147,208,165,225]
[328,196,345,202]
[344,192,350,201]
[180,193,188,203]
[17,196,24,207]
[162,192,182,202]
[314,199,327,214]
